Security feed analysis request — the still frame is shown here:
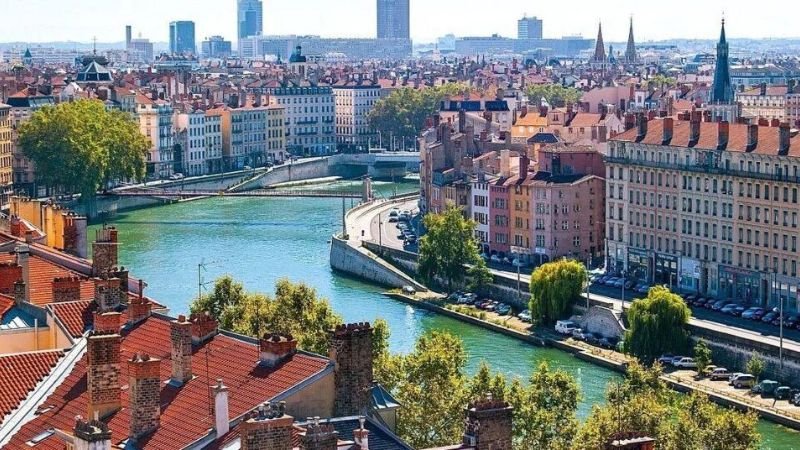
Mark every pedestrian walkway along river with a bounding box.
[89,178,798,449]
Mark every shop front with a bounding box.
[718,265,763,306]
[627,248,651,282]
[679,257,701,293]
[770,275,800,313]
[654,253,679,288]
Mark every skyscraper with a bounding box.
[377,0,410,40]
[169,21,196,55]
[517,16,543,40]
[237,0,263,39]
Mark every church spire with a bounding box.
[593,22,606,62]
[625,17,637,63]
[711,18,733,104]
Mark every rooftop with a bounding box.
[0,350,64,419]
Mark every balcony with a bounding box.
[296,118,318,125]
[604,156,800,184]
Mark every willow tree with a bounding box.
[623,286,691,363]
[418,206,484,292]
[17,99,149,199]
[528,259,586,324]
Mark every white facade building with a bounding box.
[175,110,207,176]
[267,85,335,156]
[333,80,380,150]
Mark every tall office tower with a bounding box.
[517,15,543,40]
[125,25,132,49]
[237,0,263,39]
[169,21,196,55]
[377,0,410,40]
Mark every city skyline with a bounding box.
[1,0,797,45]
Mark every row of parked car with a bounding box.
[447,292,515,317]
[389,208,418,245]
[555,320,622,350]
[590,274,652,295]
[682,294,800,330]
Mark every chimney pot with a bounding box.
[258,333,297,368]
[171,316,193,384]
[94,311,122,333]
[211,379,230,436]
[190,312,218,345]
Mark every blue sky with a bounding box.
[1,0,795,44]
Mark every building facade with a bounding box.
[201,36,233,59]
[267,85,335,156]
[136,94,175,179]
[377,0,410,40]
[174,110,206,176]
[169,21,196,55]
[0,103,11,205]
[607,115,800,312]
[204,111,224,174]
[517,16,543,40]
[237,0,263,53]
[333,80,381,150]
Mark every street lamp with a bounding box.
[621,270,627,312]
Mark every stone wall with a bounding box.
[233,158,332,191]
[693,335,800,385]
[329,236,425,291]
[579,306,625,339]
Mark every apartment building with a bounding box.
[174,109,207,176]
[0,103,12,205]
[209,104,286,171]
[204,111,224,173]
[267,84,335,156]
[136,93,175,179]
[5,89,55,197]
[735,82,800,126]
[333,78,381,150]
[606,113,800,312]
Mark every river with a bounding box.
[89,178,798,449]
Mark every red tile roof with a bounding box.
[0,253,94,306]
[612,119,800,156]
[49,300,96,338]
[0,350,64,419]
[9,316,331,450]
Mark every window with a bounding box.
[573,236,580,247]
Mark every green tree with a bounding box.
[746,352,765,382]
[525,84,582,108]
[189,276,342,355]
[367,83,465,146]
[623,286,691,363]
[528,259,586,324]
[693,340,713,376]
[17,99,148,199]
[646,74,677,90]
[418,206,482,292]
[466,259,493,295]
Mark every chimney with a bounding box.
[72,415,112,450]
[94,276,122,312]
[780,122,791,154]
[717,121,730,149]
[127,286,152,326]
[330,323,374,417]
[258,333,298,368]
[758,117,769,127]
[353,417,369,450]
[624,113,635,131]
[240,402,293,450]
[690,111,701,143]
[111,267,129,295]
[190,312,218,345]
[15,244,30,301]
[458,109,466,134]
[13,280,25,305]
[760,82,767,96]
[87,331,121,420]
[747,124,759,151]
[92,226,118,277]
[93,311,122,333]
[771,118,781,127]
[170,315,193,384]
[299,419,339,450]
[520,105,528,117]
[52,277,82,303]
[128,353,161,440]
[211,379,230,436]
[500,150,511,178]
[636,114,648,140]
[462,397,514,450]
[520,154,530,179]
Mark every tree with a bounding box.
[189,276,342,355]
[466,259,493,294]
[367,83,465,147]
[623,286,691,363]
[693,340,713,376]
[525,84,582,108]
[528,259,586,325]
[746,352,765,382]
[17,99,148,199]
[418,206,482,292]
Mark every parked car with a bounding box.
[720,303,739,314]
[402,285,416,295]
[490,254,501,263]
[671,355,686,367]
[169,173,185,180]
[517,310,532,323]
[555,320,579,335]
[731,374,756,389]
[447,291,463,302]
[741,307,763,319]
[784,315,800,328]
[571,328,587,340]
[674,357,698,369]
[774,386,793,400]
[496,303,511,315]
[791,393,800,407]
[657,354,676,365]
[683,294,698,303]
[753,380,779,398]
[711,300,730,311]
[636,284,651,294]
[600,336,619,350]
[729,306,747,317]
[761,312,779,323]
[624,279,636,290]
[708,367,732,381]
[751,309,767,321]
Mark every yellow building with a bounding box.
[511,109,548,144]
[0,103,12,205]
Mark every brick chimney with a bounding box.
[519,154,530,179]
[635,114,648,140]
[111,267,129,296]
[93,311,122,333]
[127,280,151,326]
[353,417,369,450]
[128,353,161,440]
[15,244,30,301]
[170,315,193,384]
[92,226,118,277]
[662,118,674,144]
[211,379,230,436]
[87,331,121,420]
[258,333,298,368]
[717,121,730,149]
[13,280,25,305]
[53,276,82,303]
[299,419,339,450]
[94,276,122,312]
[190,312,218,345]
[0,262,22,295]
[240,402,294,450]
[462,397,514,450]
[779,122,791,154]
[747,123,759,151]
[330,322,374,417]
[72,415,112,450]
[690,111,701,143]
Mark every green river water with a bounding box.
[89,178,799,449]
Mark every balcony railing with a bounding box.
[605,156,800,184]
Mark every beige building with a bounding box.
[207,104,286,171]
[607,113,800,312]
[0,104,11,205]
[136,93,175,179]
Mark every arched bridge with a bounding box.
[102,188,365,199]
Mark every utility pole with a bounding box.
[341,196,346,238]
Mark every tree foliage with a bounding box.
[418,206,482,292]
[623,286,691,363]
[17,99,148,198]
[525,84,582,108]
[467,259,494,294]
[693,340,713,376]
[746,352,765,382]
[528,259,586,324]
[367,83,466,144]
[189,276,342,355]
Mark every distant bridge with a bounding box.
[103,188,365,199]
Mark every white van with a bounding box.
[555,320,578,335]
